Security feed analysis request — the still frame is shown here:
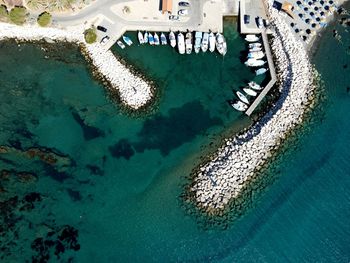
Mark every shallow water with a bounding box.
[1,15,350,262]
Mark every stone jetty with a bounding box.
[189,3,316,213]
[0,22,154,110]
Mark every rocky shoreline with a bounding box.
[0,22,154,110]
[187,3,318,215]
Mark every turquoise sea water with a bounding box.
[0,15,350,262]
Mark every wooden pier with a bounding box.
[245,31,277,116]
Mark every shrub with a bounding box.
[37,11,51,27]
[84,28,97,44]
[9,6,27,25]
[0,5,8,21]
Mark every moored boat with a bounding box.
[122,35,133,46]
[244,58,266,67]
[154,33,160,45]
[194,31,202,54]
[144,32,149,44]
[231,100,248,111]
[169,31,176,48]
[245,34,260,42]
[138,31,144,44]
[247,51,265,59]
[201,32,209,52]
[117,40,125,49]
[248,42,262,48]
[256,68,268,75]
[177,32,185,54]
[216,33,227,56]
[236,91,249,104]
[209,32,216,52]
[243,87,257,96]
[160,33,167,45]
[248,81,263,90]
[249,46,262,52]
[148,33,154,45]
[185,32,193,54]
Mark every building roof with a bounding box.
[162,0,172,14]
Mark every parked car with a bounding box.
[179,1,190,7]
[178,9,189,16]
[244,14,250,24]
[169,15,180,20]
[100,36,110,45]
[256,17,264,29]
[97,25,107,32]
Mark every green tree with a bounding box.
[84,27,97,44]
[0,5,8,22]
[9,6,27,25]
[37,11,52,27]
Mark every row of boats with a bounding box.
[135,31,227,56]
[244,35,268,75]
[230,82,263,111]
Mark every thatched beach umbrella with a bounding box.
[306,28,312,34]
[310,11,315,16]
[311,23,317,27]
[297,0,302,5]
[320,11,325,16]
[329,0,334,5]
[316,17,321,21]
[299,13,304,18]
[324,5,330,10]
[305,18,311,23]
[314,6,319,10]
[308,1,313,5]
[295,28,300,33]
[302,35,307,41]
[320,0,324,4]
[290,22,296,27]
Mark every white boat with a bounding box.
[257,17,264,29]
[154,33,160,45]
[194,31,202,54]
[160,33,167,45]
[122,35,133,46]
[236,91,249,104]
[185,32,193,54]
[138,31,144,44]
[231,100,248,111]
[248,81,263,90]
[209,32,216,52]
[201,32,209,52]
[117,40,125,49]
[216,33,227,56]
[177,32,185,54]
[144,32,149,44]
[248,43,262,48]
[243,87,257,96]
[247,51,265,59]
[256,68,268,75]
[245,34,260,42]
[244,58,266,67]
[169,31,176,48]
[249,47,262,52]
[148,33,154,45]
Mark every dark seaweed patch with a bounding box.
[66,189,82,201]
[86,164,104,176]
[71,111,105,141]
[108,139,135,160]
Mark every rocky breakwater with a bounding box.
[188,9,317,215]
[0,22,154,110]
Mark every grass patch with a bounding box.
[0,5,8,22]
[84,28,97,44]
[9,6,27,25]
[37,11,52,27]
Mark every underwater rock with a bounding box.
[71,111,105,141]
[109,139,135,160]
[86,164,104,176]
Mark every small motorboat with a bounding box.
[194,31,202,54]
[256,68,268,75]
[248,81,263,90]
[144,32,149,44]
[160,33,167,45]
[209,32,216,52]
[138,31,144,44]
[248,42,262,48]
[245,34,260,42]
[185,32,193,54]
[117,40,125,49]
[243,87,257,97]
[247,51,265,59]
[244,58,266,67]
[169,31,176,48]
[249,46,262,52]
[122,35,133,46]
[154,33,160,45]
[148,33,155,45]
[216,33,227,56]
[236,91,249,104]
[201,32,209,52]
[231,100,248,112]
[177,32,185,54]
